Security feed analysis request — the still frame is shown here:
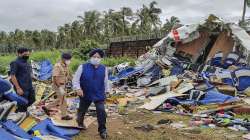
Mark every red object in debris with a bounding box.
[189,120,203,126]
[172,30,180,42]
[202,118,213,124]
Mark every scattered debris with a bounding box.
[1,15,250,139]
[134,124,155,132]
[157,119,172,125]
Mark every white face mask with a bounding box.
[90,57,101,65]
[65,60,71,65]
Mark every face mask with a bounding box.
[22,55,29,60]
[65,60,71,65]
[90,57,101,65]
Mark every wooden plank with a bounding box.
[197,104,243,114]
[51,115,96,128]
[243,98,250,105]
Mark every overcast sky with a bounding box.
[0,0,249,31]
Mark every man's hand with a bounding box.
[16,87,24,96]
[58,86,66,95]
[76,89,84,97]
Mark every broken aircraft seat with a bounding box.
[211,52,223,67]
[215,70,235,86]
[223,52,239,69]
[234,68,250,91]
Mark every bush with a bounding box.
[30,50,61,64]
[102,57,136,67]
[0,50,136,75]
[69,58,84,73]
[0,55,15,74]
[31,50,85,73]
[73,39,101,60]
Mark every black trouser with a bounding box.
[77,98,107,133]
[16,88,35,112]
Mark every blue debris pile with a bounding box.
[0,75,80,140]
[108,16,250,134]
[31,60,53,81]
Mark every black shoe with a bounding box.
[77,119,87,130]
[100,131,108,139]
[42,106,50,116]
[61,115,73,120]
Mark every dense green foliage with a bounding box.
[0,1,181,53]
[73,39,101,60]
[0,50,135,75]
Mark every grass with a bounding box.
[102,57,136,67]
[0,50,136,75]
[30,50,61,64]
[0,54,15,74]
[74,111,244,140]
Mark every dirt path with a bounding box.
[74,111,245,140]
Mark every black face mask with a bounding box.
[22,55,29,60]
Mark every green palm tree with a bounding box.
[162,16,181,33]
[134,1,162,34]
[148,1,162,31]
[0,31,7,43]
[120,7,133,35]
[14,29,25,46]
[56,26,66,49]
[71,20,82,48]
[78,10,102,40]
[32,30,42,50]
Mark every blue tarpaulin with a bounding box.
[30,118,80,140]
[0,127,18,140]
[4,91,29,106]
[199,89,237,104]
[36,60,53,81]
[166,89,237,105]
[0,77,28,106]
[109,67,144,82]
[2,120,33,139]
[0,77,11,94]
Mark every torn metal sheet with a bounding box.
[168,24,200,42]
[148,75,178,87]
[243,98,250,105]
[147,86,167,96]
[230,24,250,51]
[153,36,168,48]
[138,92,184,111]
[137,76,152,87]
[139,83,193,110]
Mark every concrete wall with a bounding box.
[108,39,160,58]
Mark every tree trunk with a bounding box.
[122,11,126,35]
[242,0,247,22]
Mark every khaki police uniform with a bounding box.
[47,61,71,117]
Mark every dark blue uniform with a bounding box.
[10,57,35,112]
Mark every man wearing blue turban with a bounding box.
[72,48,109,139]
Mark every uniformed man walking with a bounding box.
[44,52,73,120]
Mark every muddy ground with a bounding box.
[73,110,245,140]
